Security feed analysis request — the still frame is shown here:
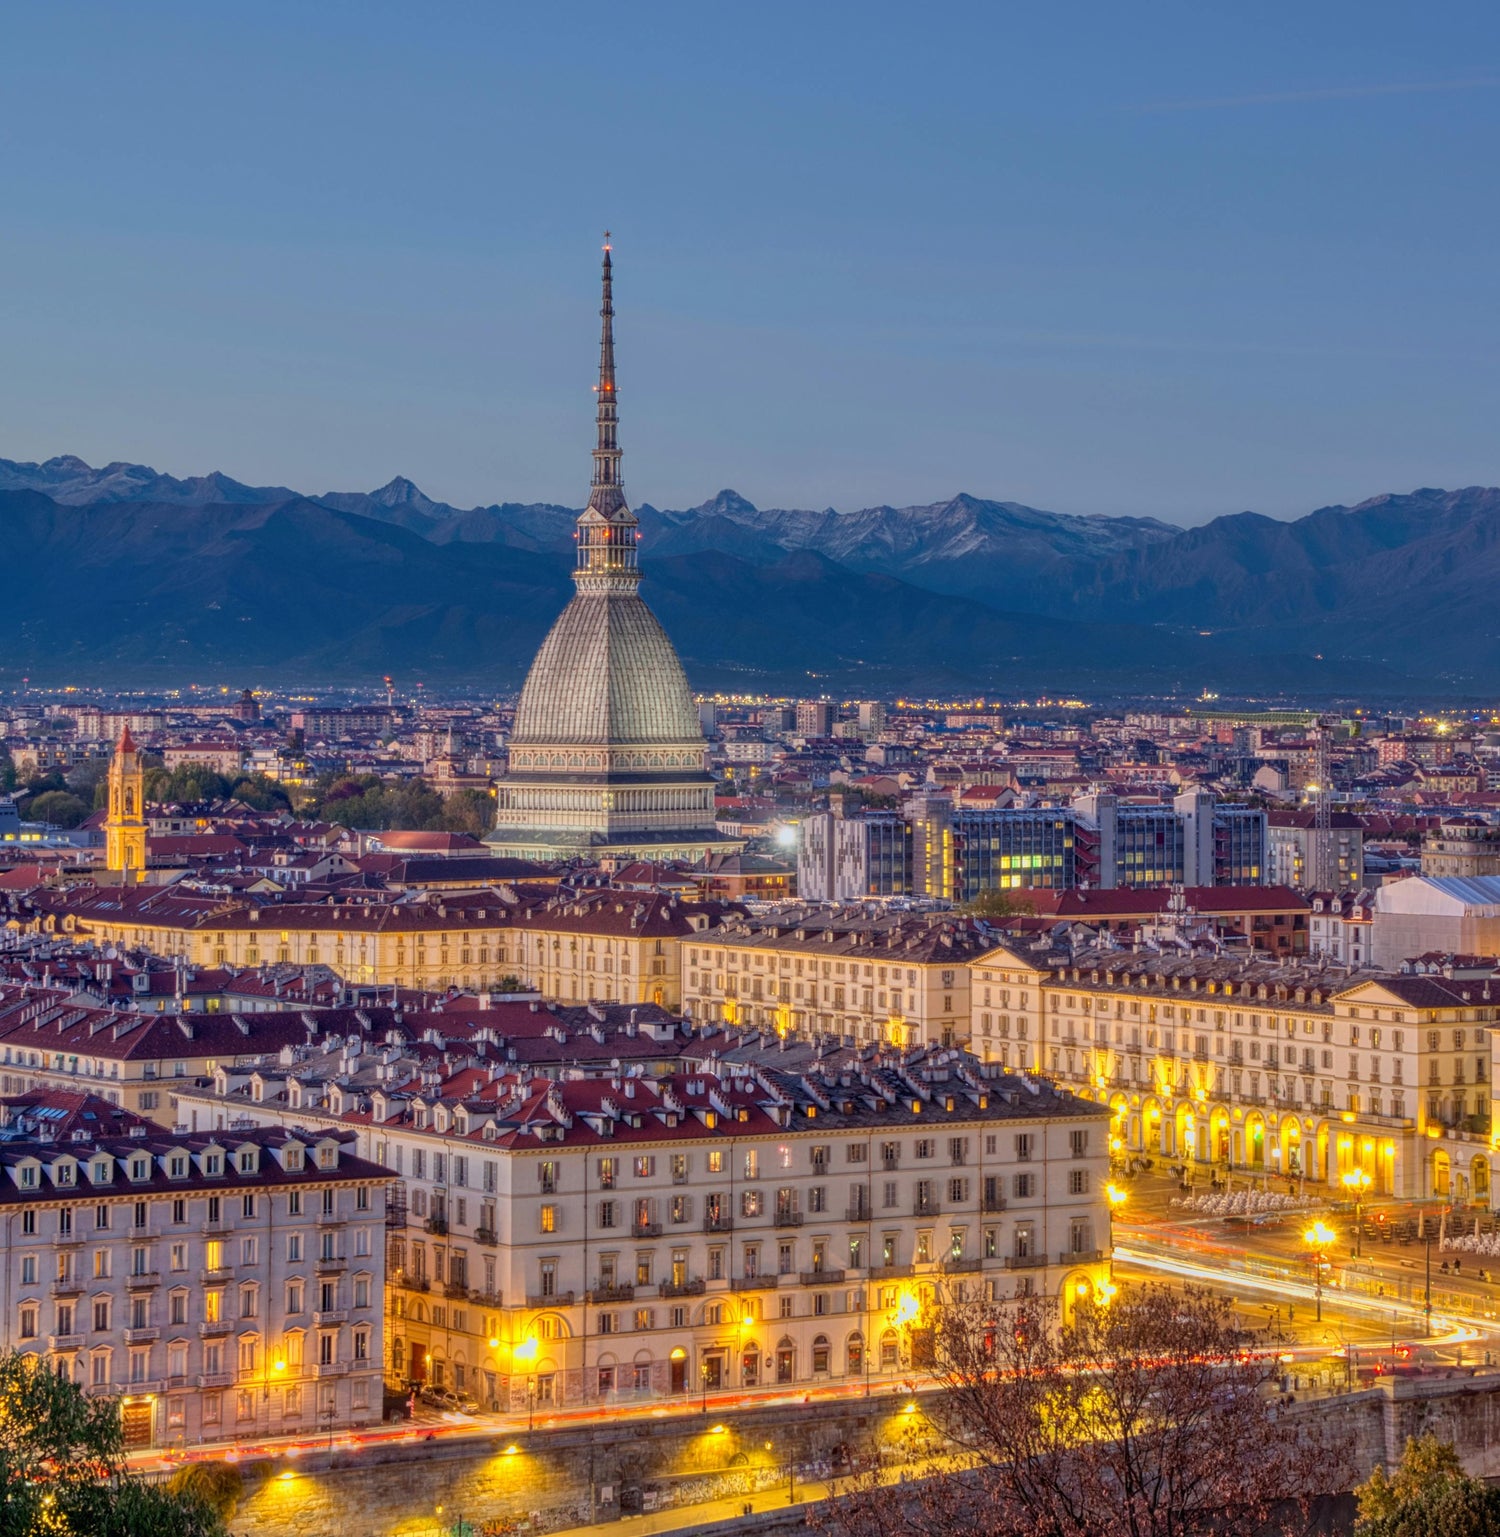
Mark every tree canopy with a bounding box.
[1356,1434,1500,1537]
[297,774,492,835]
[959,888,1037,919]
[131,766,293,813]
[22,789,90,828]
[0,1351,225,1536]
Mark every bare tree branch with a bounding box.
[813,1284,1353,1537]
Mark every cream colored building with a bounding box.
[175,1047,1110,1413]
[25,888,736,1011]
[0,1125,388,1450]
[0,983,311,1121]
[680,910,994,1051]
[972,942,1497,1204]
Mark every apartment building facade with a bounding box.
[175,1050,1110,1413]
[0,984,309,1120]
[22,888,732,1011]
[0,1125,389,1450]
[679,911,994,1051]
[971,942,1495,1203]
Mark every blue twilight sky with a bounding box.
[1,1,1498,525]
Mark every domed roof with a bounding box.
[510,591,703,747]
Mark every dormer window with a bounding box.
[129,1158,149,1182]
[237,1150,256,1173]
[205,1154,222,1176]
[284,1146,304,1172]
[56,1163,76,1187]
[169,1155,187,1179]
[19,1165,37,1189]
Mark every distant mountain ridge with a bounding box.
[1,453,1497,693]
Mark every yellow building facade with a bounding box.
[971,943,1496,1204]
[103,725,147,880]
[36,892,703,1008]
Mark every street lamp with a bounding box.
[1105,1182,1127,1277]
[262,1349,286,1434]
[1303,1221,1336,1323]
[1342,1169,1372,1258]
[513,1337,538,1431]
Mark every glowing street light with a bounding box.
[1105,1182,1126,1278]
[513,1337,539,1431]
[1342,1169,1372,1258]
[1303,1221,1336,1323]
[889,1289,920,1328]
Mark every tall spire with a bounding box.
[575,235,640,593]
[589,233,626,519]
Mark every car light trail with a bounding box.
[1115,1241,1485,1350]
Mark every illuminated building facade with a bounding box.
[679,910,995,1049]
[177,1048,1109,1411]
[800,791,1261,902]
[0,1126,388,1450]
[103,725,147,881]
[972,942,1497,1202]
[798,804,1073,903]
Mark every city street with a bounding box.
[1110,1167,1500,1384]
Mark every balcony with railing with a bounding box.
[1004,1254,1048,1270]
[912,1199,942,1219]
[50,1277,85,1298]
[631,1220,663,1239]
[124,1271,160,1290]
[702,1214,734,1233]
[658,1278,706,1298]
[474,1227,498,1247]
[589,1283,637,1304]
[729,1275,780,1291]
[773,1209,804,1228]
[526,1291,575,1309]
[1058,1249,1106,1266]
[799,1268,846,1286]
[940,1256,983,1274]
[425,1216,449,1236]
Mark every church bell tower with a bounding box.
[104,725,147,881]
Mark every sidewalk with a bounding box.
[545,1480,830,1537]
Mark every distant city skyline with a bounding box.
[3,3,1499,525]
